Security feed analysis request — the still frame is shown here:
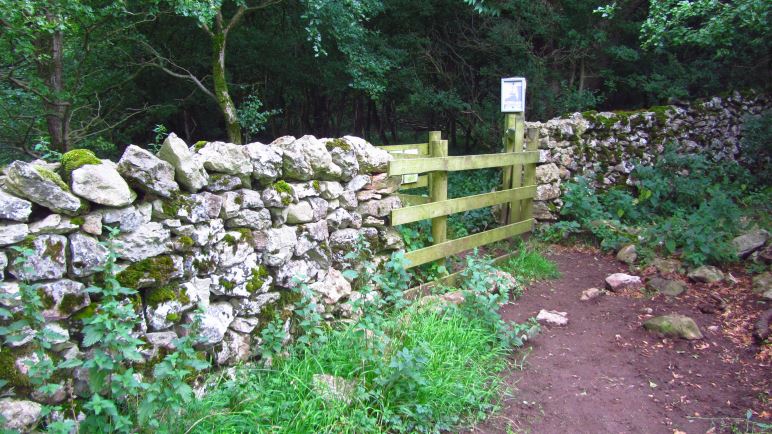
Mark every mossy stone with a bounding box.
[61,149,101,180]
[117,255,178,289]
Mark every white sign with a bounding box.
[389,148,420,184]
[501,77,526,113]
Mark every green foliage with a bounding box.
[498,242,561,284]
[238,94,281,140]
[163,250,536,433]
[740,110,772,185]
[0,228,209,432]
[549,148,769,266]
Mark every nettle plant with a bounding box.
[0,227,210,433]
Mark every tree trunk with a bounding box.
[35,13,70,153]
[212,31,242,144]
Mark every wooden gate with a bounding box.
[380,114,539,269]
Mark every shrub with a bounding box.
[544,146,768,266]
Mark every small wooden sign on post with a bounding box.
[501,77,526,113]
[501,77,527,224]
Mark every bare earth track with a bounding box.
[468,247,771,434]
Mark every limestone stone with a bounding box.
[536,309,568,326]
[643,314,703,340]
[580,287,604,301]
[328,144,360,181]
[604,273,642,291]
[0,189,32,222]
[229,316,260,334]
[535,163,561,183]
[71,161,135,206]
[651,258,681,274]
[69,232,108,277]
[646,277,687,296]
[158,133,209,192]
[356,196,401,218]
[752,272,771,295]
[535,183,561,201]
[616,244,637,264]
[28,214,79,235]
[102,204,150,233]
[255,226,297,267]
[38,279,90,320]
[245,142,283,185]
[0,222,28,246]
[286,201,315,224]
[310,268,352,304]
[0,398,42,431]
[732,229,768,258]
[226,208,272,230]
[318,181,344,200]
[190,302,234,345]
[117,145,179,197]
[215,330,251,365]
[8,234,67,280]
[687,265,724,283]
[230,292,280,317]
[197,141,253,176]
[4,161,83,215]
[115,222,171,261]
[205,174,242,192]
[0,252,6,281]
[340,136,391,173]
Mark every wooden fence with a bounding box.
[379,113,539,269]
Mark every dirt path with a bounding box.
[469,247,771,434]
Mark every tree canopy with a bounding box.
[1,0,769,159]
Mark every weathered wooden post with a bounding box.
[501,77,527,224]
[428,131,448,245]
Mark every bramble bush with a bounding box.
[539,146,771,266]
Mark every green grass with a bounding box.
[164,304,510,433]
[498,242,561,283]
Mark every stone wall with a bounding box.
[527,92,769,221]
[0,133,404,379]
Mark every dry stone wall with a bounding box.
[528,92,769,221]
[0,134,404,377]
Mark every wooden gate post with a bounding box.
[428,131,447,245]
[502,113,525,224]
[521,126,538,221]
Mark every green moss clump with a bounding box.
[273,180,293,195]
[223,234,237,246]
[312,180,320,191]
[33,166,70,191]
[234,195,244,205]
[193,141,208,152]
[178,236,194,250]
[192,258,216,274]
[43,239,64,262]
[117,255,177,289]
[59,293,87,314]
[145,283,189,307]
[219,278,236,291]
[246,265,270,293]
[324,138,351,152]
[37,288,56,309]
[70,216,85,225]
[0,347,32,389]
[648,105,672,125]
[165,312,181,322]
[61,149,101,178]
[161,193,192,218]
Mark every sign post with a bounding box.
[501,77,526,224]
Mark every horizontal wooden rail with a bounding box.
[396,193,431,206]
[379,143,429,154]
[388,151,539,176]
[404,219,534,268]
[392,185,536,226]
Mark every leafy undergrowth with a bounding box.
[538,145,771,267]
[163,252,539,434]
